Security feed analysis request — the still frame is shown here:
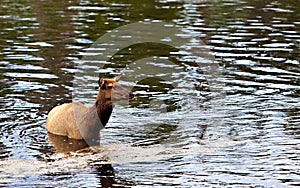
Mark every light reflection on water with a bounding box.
[0,0,299,187]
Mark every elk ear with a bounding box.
[114,75,122,82]
[98,77,104,87]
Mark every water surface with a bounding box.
[0,0,299,187]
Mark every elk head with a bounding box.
[98,75,134,101]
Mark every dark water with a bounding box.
[0,0,299,187]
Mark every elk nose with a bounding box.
[129,92,134,100]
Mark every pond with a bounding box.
[0,0,299,187]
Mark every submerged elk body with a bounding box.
[46,76,133,140]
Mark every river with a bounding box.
[0,0,299,187]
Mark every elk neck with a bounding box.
[94,89,114,127]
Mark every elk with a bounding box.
[46,75,134,140]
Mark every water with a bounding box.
[0,0,299,187]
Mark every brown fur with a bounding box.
[46,76,133,140]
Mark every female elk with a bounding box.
[46,76,133,140]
